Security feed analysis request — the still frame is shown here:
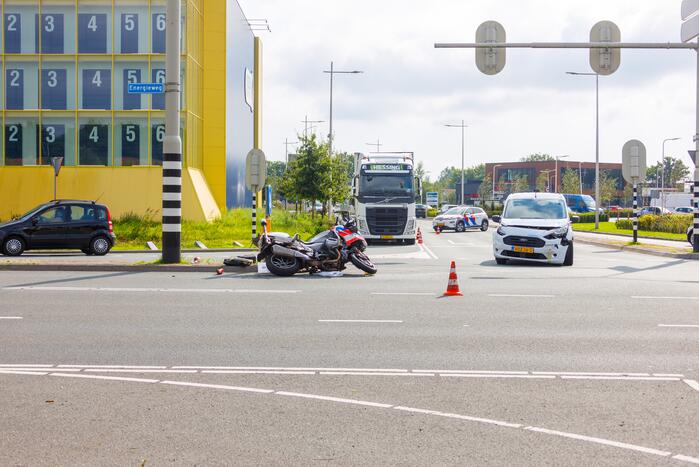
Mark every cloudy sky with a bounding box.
[237,0,696,179]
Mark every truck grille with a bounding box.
[366,207,407,235]
[503,236,546,248]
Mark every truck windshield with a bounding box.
[359,173,414,198]
[504,199,567,219]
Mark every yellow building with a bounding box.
[0,0,262,221]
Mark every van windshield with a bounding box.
[504,199,567,220]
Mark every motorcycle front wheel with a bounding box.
[265,255,302,276]
[350,251,377,275]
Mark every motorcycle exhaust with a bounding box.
[272,244,313,261]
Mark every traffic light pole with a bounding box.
[162,0,182,264]
[694,40,699,252]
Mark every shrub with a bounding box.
[571,213,609,223]
[427,208,439,218]
[616,214,691,234]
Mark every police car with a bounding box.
[432,206,489,232]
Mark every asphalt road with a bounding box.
[1,219,698,466]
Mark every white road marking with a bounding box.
[533,371,650,377]
[415,370,529,375]
[0,368,79,372]
[560,376,680,381]
[488,294,556,298]
[658,324,699,328]
[0,364,55,367]
[371,292,436,296]
[632,296,699,300]
[319,372,435,377]
[160,380,274,394]
[173,366,410,372]
[684,379,699,393]
[653,373,685,377]
[275,391,393,408]
[318,319,403,323]
[0,316,23,320]
[57,365,168,369]
[523,426,672,457]
[84,369,198,374]
[673,455,699,465]
[201,370,316,375]
[418,242,439,259]
[50,373,159,384]
[1,370,697,463]
[0,370,49,376]
[3,286,300,294]
[442,374,556,380]
[463,324,470,327]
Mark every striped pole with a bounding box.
[162,0,182,264]
[252,189,257,242]
[632,181,638,243]
[694,174,699,252]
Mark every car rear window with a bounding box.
[96,207,108,221]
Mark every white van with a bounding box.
[492,193,575,266]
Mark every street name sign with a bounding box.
[245,148,267,190]
[128,83,165,94]
[622,139,647,183]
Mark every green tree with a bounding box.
[536,171,549,192]
[326,152,353,206]
[479,174,493,201]
[266,161,287,201]
[599,170,618,207]
[288,134,331,216]
[560,169,581,195]
[646,156,690,187]
[520,153,554,162]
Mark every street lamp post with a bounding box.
[323,62,362,217]
[162,0,182,264]
[567,71,600,228]
[554,155,569,193]
[579,161,583,194]
[445,121,468,204]
[541,169,554,193]
[492,164,502,200]
[661,137,681,211]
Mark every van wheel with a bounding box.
[480,220,489,231]
[89,236,111,256]
[2,236,25,256]
[455,221,465,232]
[563,243,574,266]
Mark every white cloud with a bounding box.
[237,0,696,178]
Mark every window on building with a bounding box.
[115,117,148,166]
[77,2,112,53]
[78,117,111,166]
[41,117,76,166]
[78,61,112,110]
[4,3,38,54]
[5,116,39,166]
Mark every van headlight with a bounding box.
[496,226,507,236]
[544,227,569,239]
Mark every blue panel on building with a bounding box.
[123,69,142,110]
[79,124,108,165]
[151,68,165,109]
[120,13,139,53]
[35,14,64,54]
[40,124,66,165]
[152,13,166,53]
[41,69,67,110]
[151,124,165,165]
[82,69,111,109]
[5,124,23,165]
[78,14,107,53]
[121,124,141,166]
[6,69,24,110]
[4,13,21,53]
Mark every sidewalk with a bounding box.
[574,231,697,260]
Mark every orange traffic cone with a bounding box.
[417,228,424,244]
[435,226,441,235]
[216,268,224,275]
[443,261,463,296]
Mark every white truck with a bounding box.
[351,153,421,245]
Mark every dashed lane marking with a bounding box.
[0,371,696,464]
[318,319,403,323]
[658,324,699,328]
[684,379,699,393]
[0,316,23,320]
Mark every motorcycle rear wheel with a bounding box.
[350,251,377,275]
[265,255,302,276]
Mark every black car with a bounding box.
[416,204,428,218]
[0,200,116,256]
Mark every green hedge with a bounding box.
[572,213,609,223]
[485,209,503,218]
[616,214,691,234]
[608,209,634,219]
[427,208,439,218]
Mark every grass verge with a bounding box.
[572,222,687,242]
[113,209,330,251]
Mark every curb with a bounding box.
[573,229,687,244]
[0,263,253,273]
[575,237,698,260]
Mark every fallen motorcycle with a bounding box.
[255,218,377,277]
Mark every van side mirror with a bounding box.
[492,215,501,223]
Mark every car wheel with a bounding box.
[563,242,574,266]
[480,220,489,231]
[2,236,25,256]
[89,236,112,256]
[455,221,465,233]
[495,257,508,265]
